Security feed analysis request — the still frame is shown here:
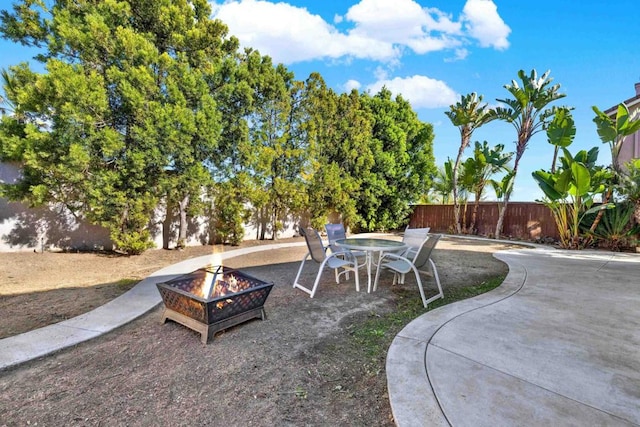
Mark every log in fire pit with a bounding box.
[156,265,274,344]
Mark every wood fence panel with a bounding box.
[409,202,559,241]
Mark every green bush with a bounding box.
[586,202,640,251]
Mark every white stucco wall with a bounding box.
[1,162,297,252]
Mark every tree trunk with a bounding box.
[271,207,278,240]
[550,146,559,173]
[259,207,267,240]
[177,194,189,249]
[452,144,466,234]
[496,147,523,239]
[470,196,480,234]
[162,203,172,250]
[461,199,469,233]
[206,200,216,245]
[589,187,613,233]
[495,195,509,239]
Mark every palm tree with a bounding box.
[464,141,513,233]
[493,69,565,238]
[445,93,496,234]
[431,159,455,204]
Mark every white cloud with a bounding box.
[211,0,397,64]
[374,66,389,81]
[344,79,362,91]
[210,0,510,65]
[461,0,511,50]
[366,75,459,109]
[444,48,470,62]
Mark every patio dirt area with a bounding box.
[0,236,517,426]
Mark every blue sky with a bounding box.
[2,0,639,201]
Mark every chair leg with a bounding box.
[354,264,360,292]
[410,264,429,308]
[309,258,331,298]
[429,258,444,298]
[293,254,313,296]
[373,259,383,292]
[416,260,444,308]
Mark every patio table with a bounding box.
[335,237,407,293]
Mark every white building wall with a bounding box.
[1,162,298,252]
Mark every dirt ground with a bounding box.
[0,236,518,426]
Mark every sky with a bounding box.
[1,0,639,201]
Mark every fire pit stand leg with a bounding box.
[161,307,267,345]
[202,307,266,344]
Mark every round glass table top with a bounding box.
[335,238,407,251]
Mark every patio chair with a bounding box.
[293,226,360,298]
[400,227,430,259]
[373,234,442,308]
[325,223,366,265]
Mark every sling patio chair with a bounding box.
[399,226,430,259]
[325,223,367,266]
[293,225,360,298]
[373,233,442,308]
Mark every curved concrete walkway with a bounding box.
[0,241,306,371]
[387,246,640,426]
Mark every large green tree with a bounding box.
[431,159,455,204]
[303,76,373,230]
[247,63,308,239]
[445,93,496,234]
[358,88,436,231]
[462,141,513,233]
[0,0,236,253]
[494,69,565,238]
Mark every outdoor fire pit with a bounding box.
[156,265,274,344]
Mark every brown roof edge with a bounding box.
[604,93,640,116]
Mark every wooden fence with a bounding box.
[408,202,559,241]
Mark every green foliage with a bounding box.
[0,0,235,253]
[546,106,576,149]
[546,106,576,172]
[618,159,640,204]
[445,92,496,234]
[356,88,436,231]
[593,103,640,174]
[209,179,248,245]
[245,64,309,239]
[1,2,437,250]
[532,147,611,249]
[111,229,155,255]
[462,141,513,233]
[431,159,455,204]
[584,201,639,251]
[493,69,566,238]
[304,81,367,229]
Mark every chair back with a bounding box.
[412,234,441,269]
[300,226,327,263]
[325,223,347,252]
[402,227,430,257]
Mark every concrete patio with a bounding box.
[387,246,640,426]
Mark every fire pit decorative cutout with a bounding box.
[156,266,274,344]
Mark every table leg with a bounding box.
[366,251,373,293]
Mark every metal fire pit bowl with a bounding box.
[156,266,274,344]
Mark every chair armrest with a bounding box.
[379,252,409,263]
